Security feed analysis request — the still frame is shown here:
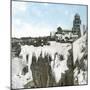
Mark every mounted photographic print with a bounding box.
[11,0,88,89]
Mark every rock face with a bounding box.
[12,42,21,57]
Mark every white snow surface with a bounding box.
[73,33,88,85]
[73,34,87,64]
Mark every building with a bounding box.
[50,14,82,42]
[72,14,81,37]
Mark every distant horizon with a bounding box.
[12,35,50,38]
[12,1,87,38]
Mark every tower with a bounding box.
[72,14,81,37]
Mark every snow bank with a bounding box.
[73,33,88,85]
[12,57,33,89]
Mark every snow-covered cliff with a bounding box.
[73,33,88,85]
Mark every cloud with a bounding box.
[43,3,50,6]
[14,19,22,26]
[12,1,27,16]
[12,1,53,38]
[31,7,42,17]
[70,14,74,22]
[65,10,69,16]
[12,21,52,38]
